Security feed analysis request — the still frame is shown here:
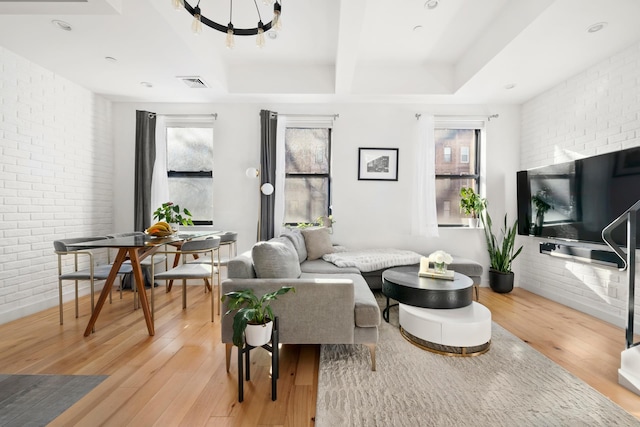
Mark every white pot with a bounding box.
[245,320,273,347]
[468,218,480,228]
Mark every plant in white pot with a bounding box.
[459,187,486,227]
[222,286,295,347]
[481,211,523,293]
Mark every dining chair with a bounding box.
[54,236,120,325]
[150,236,221,322]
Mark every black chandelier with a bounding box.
[172,0,282,49]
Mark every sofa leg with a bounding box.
[366,344,376,371]
[225,343,233,372]
[474,284,479,301]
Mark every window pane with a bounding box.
[168,177,213,222]
[285,128,329,174]
[435,129,476,175]
[167,127,213,171]
[436,178,477,225]
[284,177,329,223]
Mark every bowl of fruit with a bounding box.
[145,221,176,237]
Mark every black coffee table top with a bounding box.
[382,265,473,310]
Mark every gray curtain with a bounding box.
[259,110,278,241]
[134,110,156,231]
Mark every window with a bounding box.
[164,122,214,225]
[283,127,331,224]
[460,146,470,164]
[443,146,452,163]
[435,128,481,226]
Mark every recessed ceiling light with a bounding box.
[504,83,516,90]
[105,56,117,63]
[140,82,153,88]
[413,25,424,32]
[587,22,607,33]
[268,31,277,40]
[51,20,72,32]
[425,0,439,9]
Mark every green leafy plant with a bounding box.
[222,286,295,347]
[459,187,486,218]
[152,202,194,226]
[296,215,334,229]
[481,211,523,273]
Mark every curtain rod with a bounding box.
[149,113,218,120]
[415,113,499,121]
[275,113,339,119]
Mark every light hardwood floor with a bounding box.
[0,285,638,426]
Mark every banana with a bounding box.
[156,221,171,231]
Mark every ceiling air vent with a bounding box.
[177,76,209,89]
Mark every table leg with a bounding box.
[129,248,155,336]
[167,251,181,292]
[84,248,127,336]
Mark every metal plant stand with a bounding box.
[237,317,279,402]
[602,200,640,396]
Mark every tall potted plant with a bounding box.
[222,286,295,347]
[460,187,486,227]
[481,211,523,293]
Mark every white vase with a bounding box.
[468,218,480,228]
[245,320,273,347]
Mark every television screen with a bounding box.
[517,146,640,248]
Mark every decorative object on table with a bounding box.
[419,250,455,280]
[222,286,295,347]
[152,201,194,228]
[531,189,553,236]
[145,221,175,237]
[358,148,399,181]
[459,187,486,227]
[481,211,523,293]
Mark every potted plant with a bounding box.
[459,187,486,227]
[481,211,523,293]
[152,202,194,229]
[222,286,295,347]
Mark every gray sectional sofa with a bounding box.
[220,227,484,372]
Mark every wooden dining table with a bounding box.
[67,231,220,337]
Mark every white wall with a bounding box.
[112,102,521,286]
[520,41,640,330]
[0,46,114,324]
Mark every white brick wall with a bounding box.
[520,41,640,330]
[0,46,114,324]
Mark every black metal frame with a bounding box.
[602,200,640,350]
[357,147,399,181]
[237,317,279,402]
[183,1,280,36]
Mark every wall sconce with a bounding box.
[246,167,274,195]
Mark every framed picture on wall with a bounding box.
[358,148,399,181]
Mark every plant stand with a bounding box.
[237,317,279,402]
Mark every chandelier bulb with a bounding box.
[226,23,235,49]
[191,6,203,34]
[256,22,265,48]
[172,0,184,10]
[273,2,282,31]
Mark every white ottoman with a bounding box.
[399,302,492,356]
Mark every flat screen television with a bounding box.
[517,146,640,248]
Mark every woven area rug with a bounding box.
[316,297,640,426]
[0,374,107,427]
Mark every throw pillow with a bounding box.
[280,228,308,262]
[301,227,335,261]
[252,239,302,279]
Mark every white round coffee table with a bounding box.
[399,302,491,356]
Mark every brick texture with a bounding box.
[0,46,114,324]
[520,41,640,329]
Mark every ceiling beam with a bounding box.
[334,0,368,95]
